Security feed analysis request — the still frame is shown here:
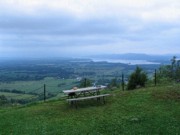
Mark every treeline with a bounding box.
[0,89,25,94]
[157,56,180,82]
[0,65,74,82]
[81,56,180,91]
[0,95,34,105]
[0,92,56,105]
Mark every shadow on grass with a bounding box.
[65,98,112,109]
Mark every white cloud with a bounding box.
[141,7,180,22]
[0,0,180,57]
[1,0,180,22]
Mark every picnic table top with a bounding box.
[63,86,106,94]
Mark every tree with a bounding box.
[108,78,119,88]
[0,95,8,105]
[79,78,92,88]
[158,65,171,78]
[127,66,147,90]
[160,56,180,81]
[171,56,177,79]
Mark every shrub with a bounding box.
[127,66,147,90]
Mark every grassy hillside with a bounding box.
[0,84,179,135]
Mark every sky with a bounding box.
[0,0,180,58]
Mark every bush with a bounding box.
[127,66,148,90]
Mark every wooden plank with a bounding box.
[67,94,110,102]
[63,86,106,94]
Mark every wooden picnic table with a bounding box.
[63,86,107,97]
[63,86,109,108]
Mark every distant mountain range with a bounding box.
[90,53,180,64]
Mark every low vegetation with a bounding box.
[0,57,179,134]
[0,84,179,134]
[127,66,147,90]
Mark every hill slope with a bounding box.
[0,84,180,134]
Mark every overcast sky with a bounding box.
[0,0,180,58]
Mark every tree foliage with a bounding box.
[0,95,8,105]
[158,56,180,81]
[79,78,92,88]
[127,66,147,90]
[108,78,119,88]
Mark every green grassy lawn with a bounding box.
[0,77,78,94]
[0,84,179,135]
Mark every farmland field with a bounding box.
[0,58,161,103]
[0,92,37,100]
[0,77,78,94]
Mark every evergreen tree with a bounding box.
[127,66,147,90]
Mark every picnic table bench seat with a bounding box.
[67,94,110,108]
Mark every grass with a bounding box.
[0,77,78,94]
[0,84,179,134]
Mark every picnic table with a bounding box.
[63,86,110,108]
[63,86,106,97]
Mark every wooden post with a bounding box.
[122,73,124,91]
[84,78,87,87]
[155,69,157,86]
[44,84,46,102]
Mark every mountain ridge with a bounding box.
[89,53,180,62]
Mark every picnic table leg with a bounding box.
[70,101,73,106]
[97,97,100,102]
[103,96,105,104]
[70,101,77,108]
[83,91,86,97]
[75,101,77,109]
[97,89,100,95]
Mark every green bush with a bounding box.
[127,66,147,90]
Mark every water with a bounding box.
[92,59,160,65]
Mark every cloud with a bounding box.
[0,13,125,49]
[1,0,180,21]
[0,11,125,35]
[0,0,180,57]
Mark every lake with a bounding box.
[92,59,160,65]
